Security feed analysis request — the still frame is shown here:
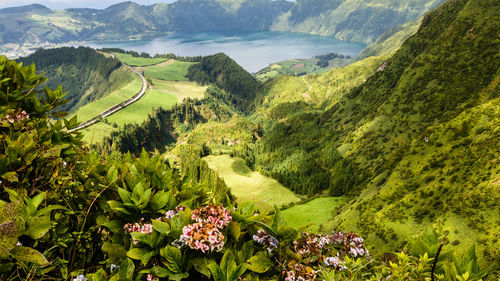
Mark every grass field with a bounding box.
[281,197,346,233]
[204,155,300,211]
[73,75,142,122]
[114,53,168,67]
[81,122,116,144]
[151,79,207,101]
[107,88,178,126]
[144,60,195,81]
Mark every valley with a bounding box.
[0,0,498,280]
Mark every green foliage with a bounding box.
[18,47,131,113]
[187,53,261,111]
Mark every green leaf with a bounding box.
[207,263,224,281]
[193,258,214,278]
[152,220,170,235]
[159,245,183,273]
[130,232,153,248]
[131,182,145,204]
[10,246,50,266]
[248,254,273,273]
[102,242,127,262]
[271,206,284,232]
[118,258,135,280]
[24,219,51,240]
[30,192,46,209]
[276,225,299,241]
[230,263,249,281]
[150,190,171,211]
[150,266,172,278]
[2,172,18,182]
[118,188,133,204]
[0,221,18,258]
[36,205,66,216]
[103,220,123,233]
[127,248,149,261]
[169,272,189,281]
[228,222,241,241]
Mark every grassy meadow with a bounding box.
[73,75,142,122]
[113,53,168,66]
[204,155,300,211]
[144,60,195,81]
[281,197,346,233]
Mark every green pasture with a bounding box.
[204,155,300,211]
[107,88,178,126]
[281,197,346,233]
[144,60,195,81]
[114,53,168,67]
[73,75,142,122]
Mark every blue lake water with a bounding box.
[83,31,366,73]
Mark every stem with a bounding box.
[431,242,444,281]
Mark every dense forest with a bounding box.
[186,53,261,111]
[19,47,133,113]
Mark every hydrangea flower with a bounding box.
[253,229,279,253]
[328,231,369,257]
[191,204,232,228]
[177,222,224,253]
[283,262,318,281]
[146,274,159,281]
[324,256,347,271]
[123,221,153,244]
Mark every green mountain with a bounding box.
[255,0,499,262]
[98,0,499,265]
[271,0,446,43]
[18,47,134,113]
[0,0,444,48]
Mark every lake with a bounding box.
[83,31,366,73]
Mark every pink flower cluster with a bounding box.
[123,221,153,244]
[191,204,232,228]
[173,205,232,253]
[164,205,186,220]
[178,222,224,253]
[252,229,279,253]
[329,231,368,258]
[293,232,331,259]
[146,274,158,281]
[2,110,30,126]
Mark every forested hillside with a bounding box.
[255,0,499,262]
[0,0,444,48]
[19,47,133,112]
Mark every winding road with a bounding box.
[68,65,147,133]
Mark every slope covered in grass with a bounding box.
[204,155,300,211]
[254,0,499,263]
[114,53,168,67]
[144,60,196,81]
[281,197,346,233]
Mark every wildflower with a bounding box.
[110,264,119,271]
[178,222,224,253]
[146,274,158,281]
[192,204,232,228]
[73,274,87,281]
[16,241,22,246]
[324,256,347,271]
[253,229,279,253]
[328,231,368,258]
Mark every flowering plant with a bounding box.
[191,204,232,228]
